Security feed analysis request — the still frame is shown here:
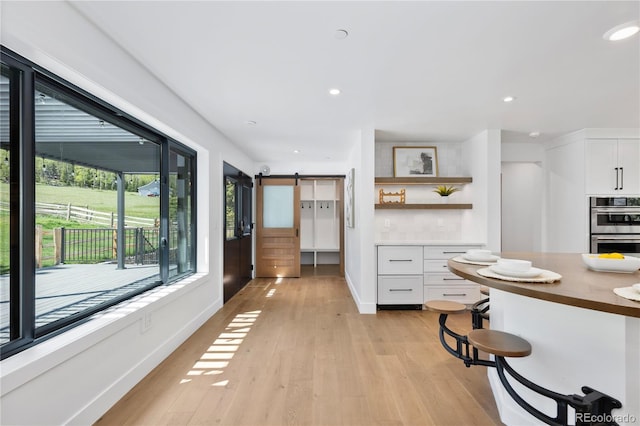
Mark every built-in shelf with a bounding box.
[375,203,473,210]
[375,177,472,185]
[374,176,473,209]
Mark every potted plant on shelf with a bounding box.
[433,185,459,203]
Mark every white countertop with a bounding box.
[375,240,485,246]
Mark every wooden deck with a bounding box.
[0,263,159,343]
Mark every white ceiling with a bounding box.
[71,1,640,164]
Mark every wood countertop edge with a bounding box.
[448,257,640,319]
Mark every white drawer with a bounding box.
[424,245,481,260]
[424,259,450,273]
[424,285,481,304]
[378,246,423,275]
[424,272,469,286]
[377,275,423,304]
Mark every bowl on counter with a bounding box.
[463,249,498,262]
[581,253,640,273]
[496,258,532,272]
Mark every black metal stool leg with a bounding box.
[495,356,623,426]
[470,297,490,329]
[436,313,473,366]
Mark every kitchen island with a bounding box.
[448,252,639,426]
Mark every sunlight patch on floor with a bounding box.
[181,310,262,386]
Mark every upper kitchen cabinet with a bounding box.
[544,130,640,254]
[585,139,640,195]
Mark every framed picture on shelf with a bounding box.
[393,146,438,177]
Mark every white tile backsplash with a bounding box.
[375,210,464,241]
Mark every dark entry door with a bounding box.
[223,163,253,302]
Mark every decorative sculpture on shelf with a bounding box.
[379,188,405,204]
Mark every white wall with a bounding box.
[544,132,588,253]
[501,141,545,252]
[501,163,544,252]
[0,2,253,425]
[344,128,377,314]
[461,129,502,251]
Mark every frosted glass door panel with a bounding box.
[263,185,294,228]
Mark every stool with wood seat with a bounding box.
[467,329,622,426]
[424,300,493,367]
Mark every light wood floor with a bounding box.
[95,269,502,426]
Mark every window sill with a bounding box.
[0,272,208,396]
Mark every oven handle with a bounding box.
[592,207,640,214]
[592,235,640,241]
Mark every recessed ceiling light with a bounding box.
[293,149,300,154]
[529,131,540,138]
[329,88,341,96]
[503,96,515,103]
[604,21,640,41]
[334,29,349,40]
[246,120,257,125]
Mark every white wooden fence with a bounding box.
[0,201,155,227]
[35,202,156,227]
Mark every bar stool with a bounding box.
[467,329,621,426]
[424,300,471,365]
[467,328,531,358]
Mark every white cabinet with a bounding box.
[300,179,341,266]
[377,246,423,306]
[585,139,640,195]
[423,245,481,304]
[377,244,483,308]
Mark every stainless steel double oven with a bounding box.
[590,197,640,255]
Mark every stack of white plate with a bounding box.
[462,249,500,263]
[489,258,543,278]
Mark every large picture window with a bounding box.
[0,47,196,358]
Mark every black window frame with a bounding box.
[0,46,197,359]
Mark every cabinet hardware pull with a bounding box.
[389,288,413,292]
[389,259,412,262]
[620,167,624,190]
[443,293,466,297]
[615,167,619,190]
[443,251,465,254]
[443,278,465,281]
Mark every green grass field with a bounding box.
[34,183,160,218]
[0,183,161,272]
